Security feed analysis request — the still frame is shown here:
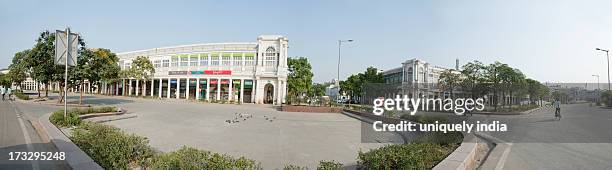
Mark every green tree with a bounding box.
[120,56,155,96]
[438,70,461,99]
[0,73,10,87]
[28,31,56,98]
[8,50,30,89]
[340,66,384,103]
[93,49,121,94]
[310,83,327,97]
[460,61,488,99]
[287,57,313,104]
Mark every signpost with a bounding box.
[55,28,79,117]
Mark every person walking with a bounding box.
[1,86,5,101]
[554,98,561,120]
[6,87,12,101]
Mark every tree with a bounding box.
[310,83,327,97]
[28,31,56,98]
[460,61,487,98]
[438,70,461,99]
[8,49,30,89]
[0,73,10,87]
[121,56,155,96]
[339,66,384,103]
[93,49,121,94]
[484,62,505,111]
[287,57,313,104]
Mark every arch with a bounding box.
[266,46,276,53]
[264,83,274,104]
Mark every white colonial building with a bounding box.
[109,35,288,104]
[380,58,459,99]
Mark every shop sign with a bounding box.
[204,70,231,75]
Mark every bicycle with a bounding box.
[554,108,561,120]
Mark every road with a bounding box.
[479,103,612,169]
[0,99,67,170]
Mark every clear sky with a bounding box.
[1,0,611,83]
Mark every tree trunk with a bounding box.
[45,83,49,97]
[79,83,83,105]
[37,82,41,98]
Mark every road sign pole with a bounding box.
[64,28,69,118]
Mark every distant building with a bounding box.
[380,58,457,99]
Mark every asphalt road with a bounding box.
[0,99,68,170]
[479,103,612,169]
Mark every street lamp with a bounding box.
[338,39,354,82]
[592,75,600,90]
[595,48,611,91]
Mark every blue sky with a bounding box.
[1,0,611,83]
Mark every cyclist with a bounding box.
[553,98,561,120]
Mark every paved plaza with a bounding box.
[32,93,402,169]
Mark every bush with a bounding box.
[357,143,455,170]
[70,122,154,169]
[414,131,463,146]
[14,91,29,100]
[283,164,307,170]
[602,91,612,107]
[71,106,117,115]
[49,110,82,127]
[317,160,343,170]
[149,146,261,170]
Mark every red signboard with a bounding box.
[209,79,218,84]
[204,70,231,75]
[220,80,230,84]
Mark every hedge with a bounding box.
[71,122,154,169]
[357,143,456,170]
[14,91,29,100]
[49,107,117,127]
[149,146,261,170]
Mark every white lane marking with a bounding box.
[495,143,513,170]
[15,107,40,170]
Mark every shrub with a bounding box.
[317,160,343,170]
[49,109,81,127]
[357,143,455,170]
[14,91,29,100]
[283,164,307,170]
[414,131,463,146]
[70,122,154,169]
[149,146,261,170]
[602,91,612,107]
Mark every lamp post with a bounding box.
[595,48,610,91]
[592,74,600,90]
[337,39,354,82]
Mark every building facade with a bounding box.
[112,35,288,104]
[378,58,457,100]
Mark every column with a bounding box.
[150,79,154,97]
[136,80,140,96]
[186,79,190,100]
[128,79,133,96]
[176,78,180,99]
[228,79,233,101]
[216,78,221,101]
[115,82,119,95]
[122,79,126,96]
[205,78,210,101]
[240,79,244,103]
[158,78,162,98]
[196,78,200,100]
[167,78,171,99]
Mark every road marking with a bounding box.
[15,106,40,170]
[495,143,513,170]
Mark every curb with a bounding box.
[38,112,103,170]
[433,133,479,170]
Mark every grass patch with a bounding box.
[14,91,29,100]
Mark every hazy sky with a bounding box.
[1,0,611,83]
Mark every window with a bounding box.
[245,53,255,66]
[211,53,219,66]
[190,54,198,67]
[180,55,189,67]
[222,53,231,66]
[153,60,161,68]
[265,46,277,67]
[125,62,131,69]
[171,56,179,67]
[233,53,243,66]
[162,59,170,67]
[199,53,208,66]
[119,60,125,69]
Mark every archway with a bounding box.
[264,83,274,104]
